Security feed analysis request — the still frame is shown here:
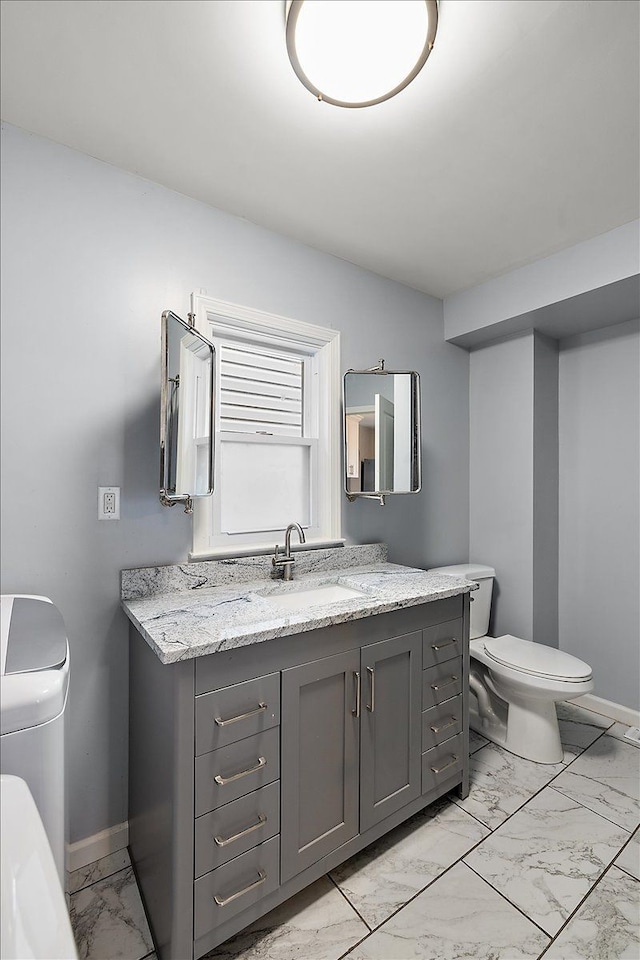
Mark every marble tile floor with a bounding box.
[69,705,639,960]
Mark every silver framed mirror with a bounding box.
[160,310,216,514]
[343,361,421,506]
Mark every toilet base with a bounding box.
[506,698,563,764]
[469,693,564,764]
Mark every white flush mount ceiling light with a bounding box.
[286,0,438,108]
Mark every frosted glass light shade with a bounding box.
[286,0,438,108]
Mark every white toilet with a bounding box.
[430,564,594,764]
[1,776,78,960]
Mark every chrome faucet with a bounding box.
[272,522,306,581]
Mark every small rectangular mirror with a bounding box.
[343,367,421,501]
[160,310,215,512]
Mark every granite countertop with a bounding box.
[121,544,475,665]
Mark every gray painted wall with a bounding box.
[469,330,559,645]
[469,333,535,639]
[532,334,559,646]
[468,314,638,706]
[558,319,640,710]
[0,123,469,842]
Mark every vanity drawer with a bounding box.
[422,620,463,669]
[422,696,463,752]
[195,673,280,755]
[422,660,462,710]
[421,733,464,794]
[194,836,280,939]
[195,782,280,877]
[195,727,280,816]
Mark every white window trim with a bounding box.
[189,293,342,559]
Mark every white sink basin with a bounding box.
[261,583,366,612]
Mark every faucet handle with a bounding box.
[272,544,293,569]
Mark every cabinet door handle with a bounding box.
[430,675,459,692]
[352,671,361,718]
[213,870,267,907]
[214,703,267,727]
[214,756,266,786]
[214,814,267,847]
[366,666,375,712]
[431,638,458,651]
[430,716,457,734]
[431,754,459,775]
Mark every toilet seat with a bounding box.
[483,635,592,682]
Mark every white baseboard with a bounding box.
[572,694,640,728]
[67,820,129,873]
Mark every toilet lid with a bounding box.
[484,635,592,681]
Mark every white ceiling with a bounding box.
[1,0,638,298]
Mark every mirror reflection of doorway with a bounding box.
[345,394,395,492]
[346,409,375,492]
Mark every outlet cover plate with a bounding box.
[98,486,120,520]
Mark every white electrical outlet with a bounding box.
[98,486,120,520]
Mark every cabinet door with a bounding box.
[281,649,360,883]
[360,631,422,833]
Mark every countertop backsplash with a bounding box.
[121,543,387,601]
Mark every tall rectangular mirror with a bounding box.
[160,310,215,512]
[343,367,421,503]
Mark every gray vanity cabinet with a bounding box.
[281,630,423,882]
[128,593,470,960]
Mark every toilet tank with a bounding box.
[429,564,495,640]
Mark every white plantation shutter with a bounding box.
[219,344,303,437]
[190,293,341,556]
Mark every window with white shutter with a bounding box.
[190,295,342,557]
[218,343,304,437]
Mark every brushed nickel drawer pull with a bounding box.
[430,716,457,734]
[214,814,267,847]
[352,671,361,718]
[366,666,375,712]
[431,638,458,651]
[213,869,267,907]
[214,703,267,727]
[214,756,267,785]
[430,675,459,691]
[431,755,459,775]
